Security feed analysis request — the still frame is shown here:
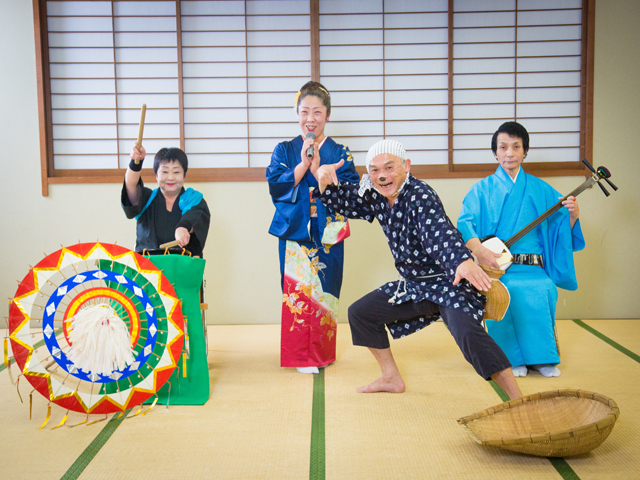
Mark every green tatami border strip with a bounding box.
[489,380,510,402]
[572,319,640,363]
[310,368,325,480]
[548,458,581,480]
[489,378,579,479]
[2,329,129,479]
[60,409,132,480]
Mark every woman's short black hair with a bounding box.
[153,147,188,175]
[296,81,331,116]
[491,121,530,155]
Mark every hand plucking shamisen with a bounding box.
[317,159,344,193]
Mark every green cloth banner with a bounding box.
[145,254,209,405]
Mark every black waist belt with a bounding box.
[512,253,544,268]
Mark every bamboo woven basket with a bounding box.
[480,265,510,321]
[457,389,619,457]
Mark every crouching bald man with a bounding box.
[314,139,522,399]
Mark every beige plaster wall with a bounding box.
[1,0,638,325]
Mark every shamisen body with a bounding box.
[315,139,522,399]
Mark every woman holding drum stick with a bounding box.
[121,104,210,257]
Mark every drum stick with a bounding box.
[159,240,181,249]
[135,104,147,164]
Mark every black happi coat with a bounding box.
[121,179,210,257]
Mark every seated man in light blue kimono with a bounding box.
[457,122,585,378]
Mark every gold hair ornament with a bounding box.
[293,91,302,110]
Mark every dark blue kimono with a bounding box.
[266,135,359,367]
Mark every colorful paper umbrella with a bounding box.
[8,243,184,415]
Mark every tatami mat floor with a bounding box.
[1,319,638,480]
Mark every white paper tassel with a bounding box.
[66,305,135,376]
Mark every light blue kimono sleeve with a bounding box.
[537,180,585,291]
[457,184,483,243]
[457,170,513,244]
[571,219,586,251]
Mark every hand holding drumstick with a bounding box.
[134,104,146,163]
[124,104,147,206]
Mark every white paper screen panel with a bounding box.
[453,0,582,165]
[47,1,181,169]
[319,0,449,166]
[47,0,311,170]
[181,1,310,168]
[318,0,582,167]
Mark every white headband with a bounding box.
[365,139,407,171]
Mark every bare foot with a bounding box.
[356,376,405,393]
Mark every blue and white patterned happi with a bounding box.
[318,174,486,339]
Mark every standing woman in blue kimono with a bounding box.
[267,81,360,374]
[457,122,585,378]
